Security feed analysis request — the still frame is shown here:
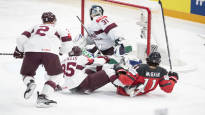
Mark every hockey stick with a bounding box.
[0,53,13,56]
[76,16,104,56]
[158,0,172,70]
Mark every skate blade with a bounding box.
[36,103,57,108]
[24,84,37,100]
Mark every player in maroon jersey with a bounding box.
[114,52,179,97]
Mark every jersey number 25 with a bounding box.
[62,62,77,77]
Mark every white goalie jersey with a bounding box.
[85,15,121,51]
[16,24,72,55]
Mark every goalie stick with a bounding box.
[76,16,104,56]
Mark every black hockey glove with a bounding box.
[168,71,179,83]
[13,47,24,59]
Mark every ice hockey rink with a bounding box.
[0,0,205,115]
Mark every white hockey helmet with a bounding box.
[89,5,104,20]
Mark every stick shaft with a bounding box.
[159,0,172,70]
[0,53,13,55]
[76,16,104,56]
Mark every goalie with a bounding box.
[76,5,125,58]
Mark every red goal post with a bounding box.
[81,0,151,56]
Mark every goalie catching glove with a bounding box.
[13,47,24,59]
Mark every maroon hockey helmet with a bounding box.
[41,12,56,23]
[69,46,82,56]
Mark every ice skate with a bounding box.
[36,92,57,108]
[124,84,145,97]
[24,80,36,99]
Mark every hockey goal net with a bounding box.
[80,0,195,72]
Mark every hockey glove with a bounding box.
[13,47,24,59]
[168,71,178,83]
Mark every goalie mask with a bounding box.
[41,11,56,23]
[146,52,161,66]
[90,5,104,20]
[69,46,82,56]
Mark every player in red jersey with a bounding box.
[114,52,179,97]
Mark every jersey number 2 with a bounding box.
[36,26,49,36]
